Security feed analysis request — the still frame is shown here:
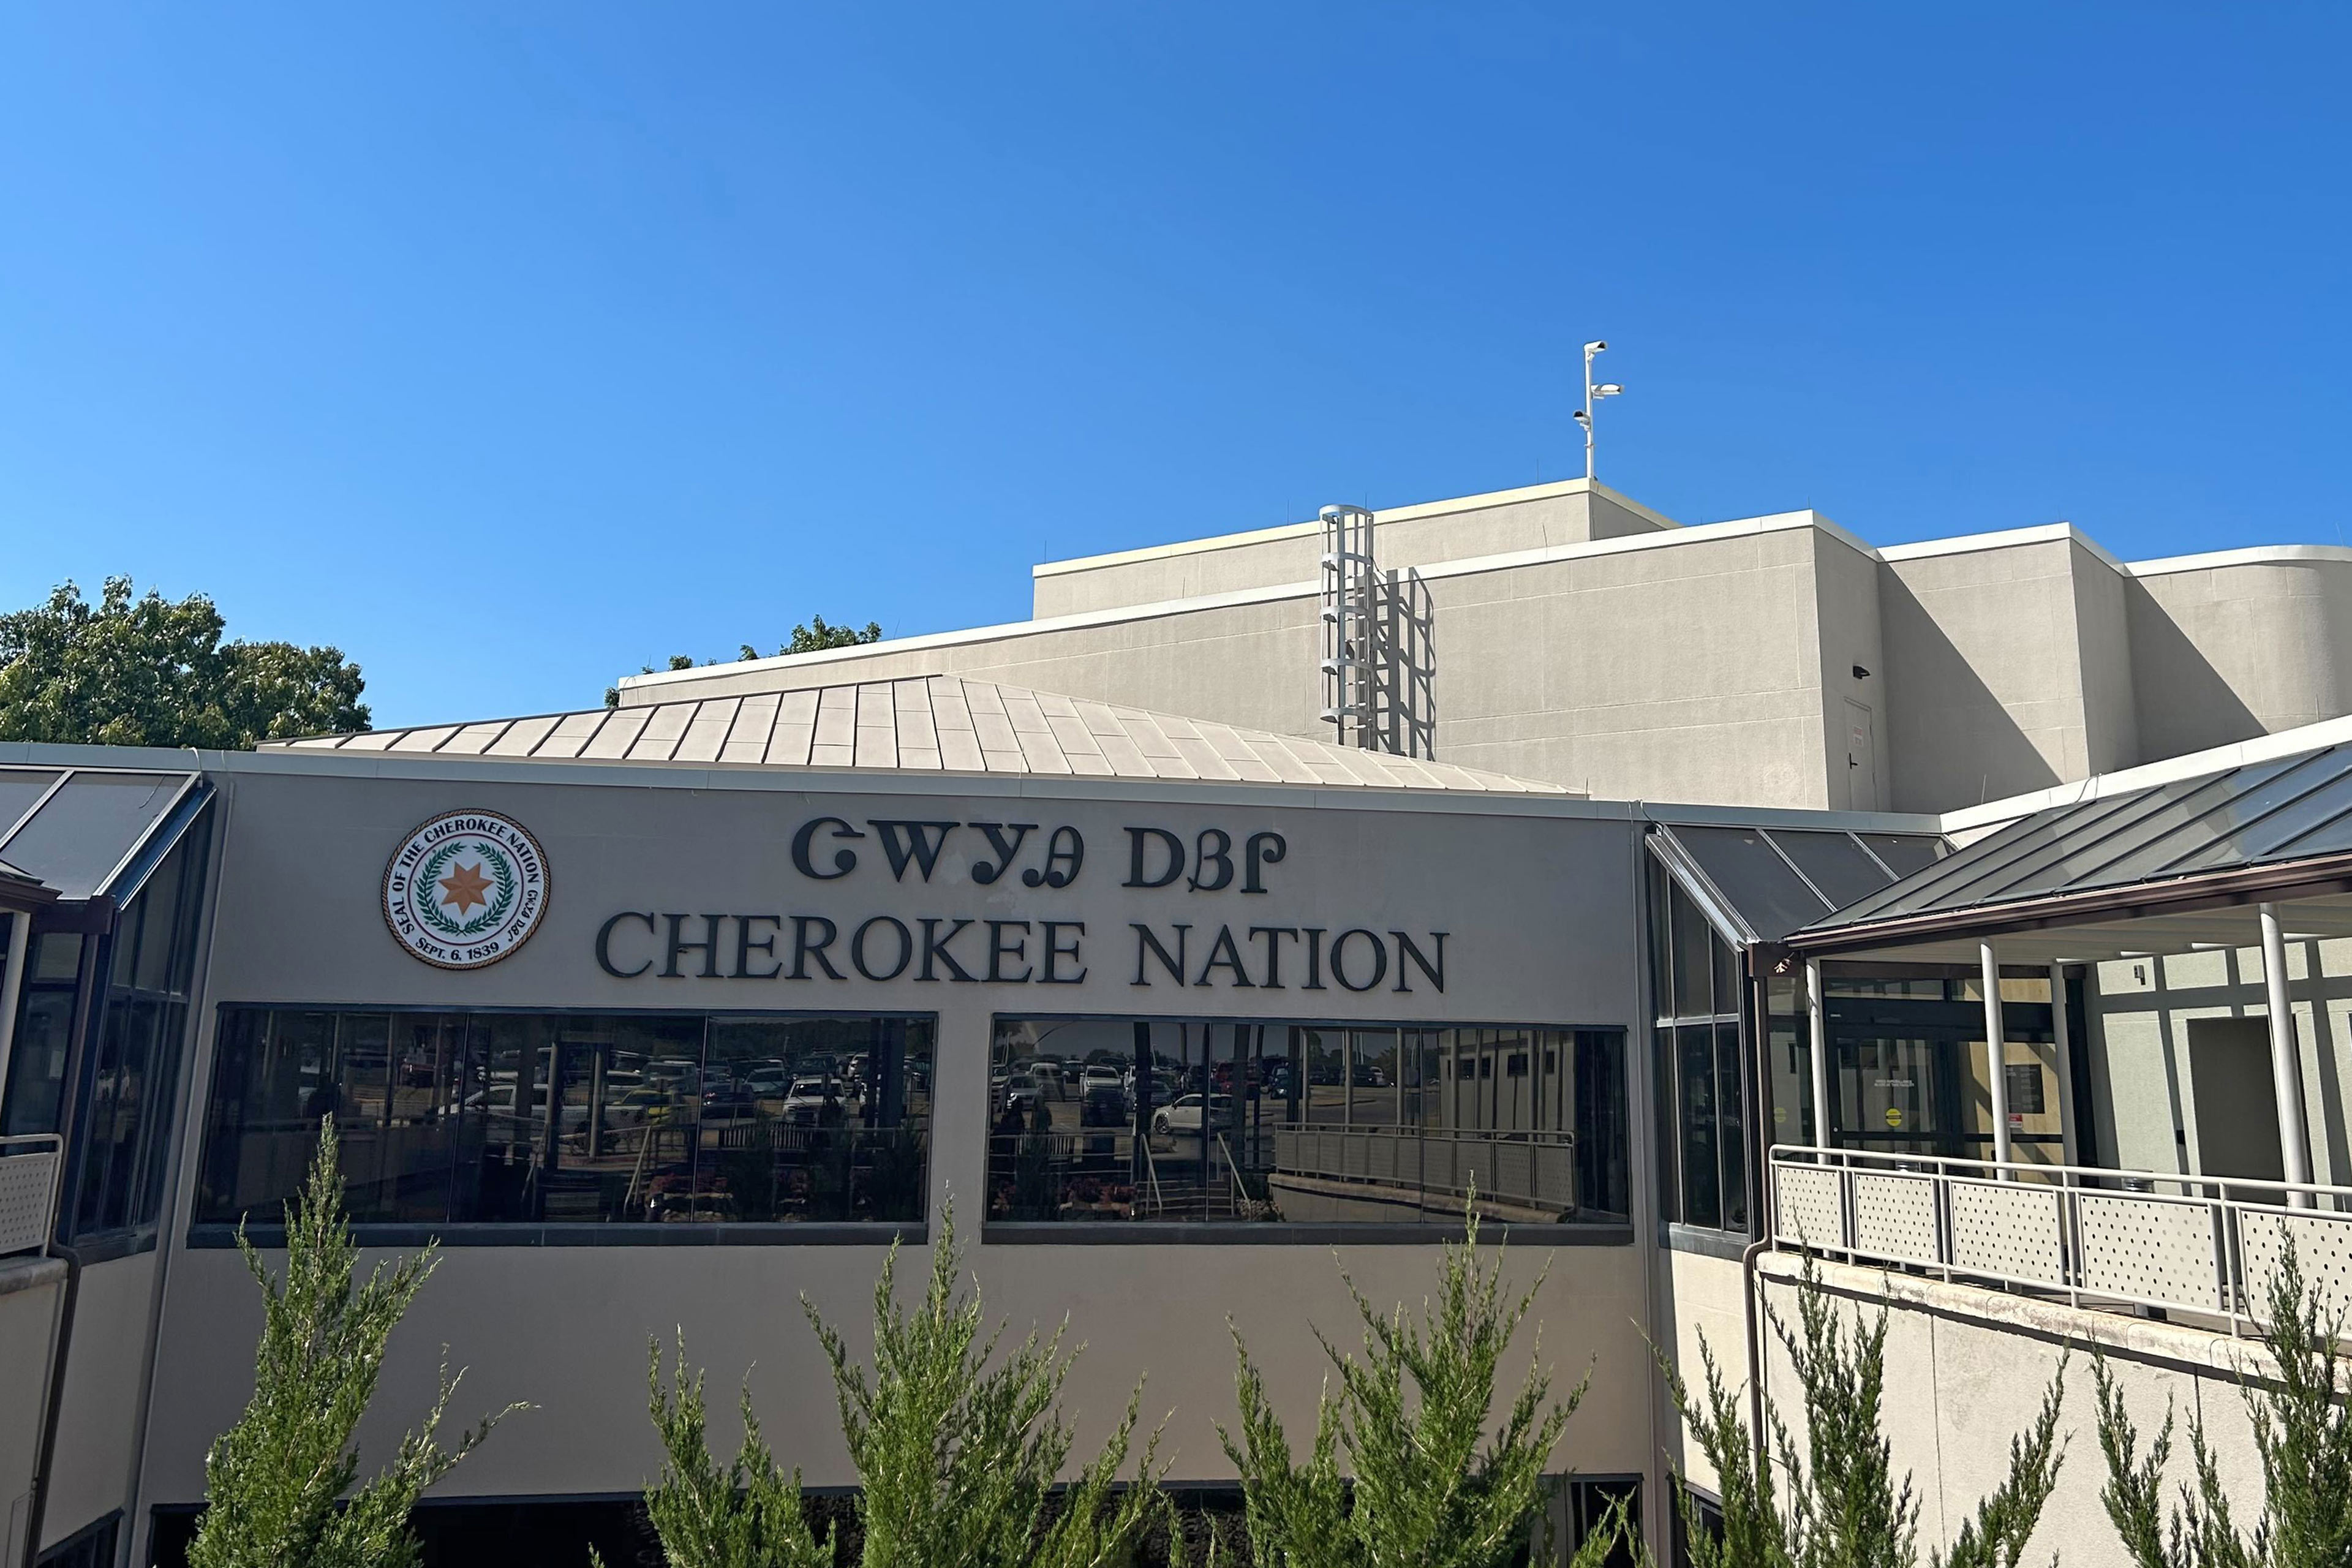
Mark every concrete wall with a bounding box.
[1655,1252,2277,1568]
[625,515,1870,810]
[0,1261,64,1568]
[1031,480,1675,619]
[2130,552,2352,760]
[1879,533,2120,812]
[39,1254,154,1552]
[615,492,2352,817]
[1809,534,1890,812]
[1424,519,1849,806]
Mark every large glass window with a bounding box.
[197,1009,933,1229]
[1648,858,1751,1235]
[1,932,88,1139]
[985,1016,1628,1228]
[68,810,211,1238]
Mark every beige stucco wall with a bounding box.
[625,518,1866,810]
[2130,554,2352,760]
[1653,1254,2278,1568]
[1808,533,1890,811]
[143,1236,1652,1506]
[0,1262,64,1568]
[39,1254,155,1551]
[1030,481,1675,619]
[619,497,2352,817]
[1880,537,2111,812]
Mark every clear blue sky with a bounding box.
[3,4,2346,728]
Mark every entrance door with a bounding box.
[1843,699,1879,811]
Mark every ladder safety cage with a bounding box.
[1319,504,1381,750]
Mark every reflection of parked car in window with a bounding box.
[1001,1073,1044,1116]
[782,1077,840,1125]
[1151,1093,1236,1135]
[702,1083,759,1119]
[1079,1084,1128,1127]
[1081,1065,1122,1092]
[606,1087,671,1126]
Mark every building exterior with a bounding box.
[2,479,2350,1568]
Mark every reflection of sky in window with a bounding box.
[0,770,192,899]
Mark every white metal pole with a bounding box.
[1981,940,2012,1170]
[1806,958,1831,1152]
[2259,902,2315,1206]
[1582,350,1596,480]
[0,911,28,1114]
[2048,960,2079,1167]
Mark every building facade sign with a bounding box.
[587,815,1448,993]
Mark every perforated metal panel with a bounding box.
[1774,1165,1844,1247]
[0,1150,59,1257]
[2239,1208,2352,1330]
[1852,1173,1940,1264]
[1948,1180,2065,1286]
[2078,1193,2222,1310]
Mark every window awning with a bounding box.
[0,766,205,903]
[1646,821,1949,946]
[1792,740,2352,953]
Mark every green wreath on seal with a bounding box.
[414,838,518,940]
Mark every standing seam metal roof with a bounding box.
[1803,741,2352,934]
[266,676,1578,797]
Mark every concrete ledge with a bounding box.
[189,1223,928,1250]
[0,1253,66,1298]
[982,1220,1634,1246]
[1755,1250,2289,1380]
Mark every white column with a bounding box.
[2049,960,2079,1168]
[0,911,28,1115]
[1982,940,2012,1169]
[2259,902,2315,1206]
[1806,958,1831,1151]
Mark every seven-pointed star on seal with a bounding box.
[438,858,494,915]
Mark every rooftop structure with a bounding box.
[611,478,2352,815]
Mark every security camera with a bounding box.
[1584,340,1607,354]
[1572,410,1591,424]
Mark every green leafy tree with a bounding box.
[186,1118,516,1568]
[778,616,883,656]
[0,576,368,747]
[1219,1201,1608,1568]
[802,1200,1166,1568]
[1658,1254,2067,1568]
[603,619,884,706]
[2095,1239,2352,1568]
[626,1333,832,1568]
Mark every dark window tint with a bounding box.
[0,772,186,899]
[1672,827,1831,943]
[1675,1025,1721,1231]
[1856,832,1945,878]
[1767,830,1894,910]
[68,810,211,1238]
[986,1017,1629,1228]
[198,1009,935,1229]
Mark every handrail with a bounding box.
[0,1133,66,1261]
[1767,1141,2350,1205]
[1765,1142,2352,1339]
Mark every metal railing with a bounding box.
[1767,1142,2352,1338]
[1275,1127,1578,1216]
[0,1134,64,1260]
